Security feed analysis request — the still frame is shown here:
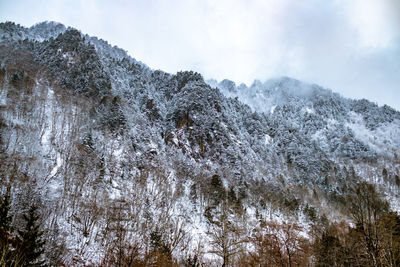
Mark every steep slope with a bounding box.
[1,21,399,265]
[210,77,400,180]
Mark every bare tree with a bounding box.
[249,221,311,267]
[346,181,389,267]
[206,200,247,267]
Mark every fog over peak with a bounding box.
[1,0,399,109]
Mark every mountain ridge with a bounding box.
[1,21,399,265]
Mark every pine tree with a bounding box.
[0,190,13,265]
[18,204,46,267]
[314,230,346,266]
[0,189,25,267]
[0,190,12,237]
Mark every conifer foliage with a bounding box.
[17,204,46,267]
[1,21,400,266]
[0,190,22,267]
[0,190,12,237]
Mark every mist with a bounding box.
[1,0,399,109]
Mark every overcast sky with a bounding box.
[1,0,399,109]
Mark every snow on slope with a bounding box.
[1,21,400,265]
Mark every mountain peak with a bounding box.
[0,20,399,266]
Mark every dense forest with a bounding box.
[0,21,399,266]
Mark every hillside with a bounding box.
[1,21,399,266]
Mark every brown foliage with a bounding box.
[248,221,311,267]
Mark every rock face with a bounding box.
[1,21,399,265]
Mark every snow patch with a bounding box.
[41,86,55,150]
[63,52,76,64]
[230,133,242,146]
[0,89,7,106]
[113,147,123,158]
[305,107,314,114]
[172,132,179,146]
[347,112,400,157]
[265,134,272,145]
[50,153,63,177]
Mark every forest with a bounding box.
[1,179,400,266]
[1,21,399,266]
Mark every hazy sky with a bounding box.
[1,0,399,109]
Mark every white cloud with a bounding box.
[343,0,400,48]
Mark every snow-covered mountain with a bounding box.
[1,21,399,266]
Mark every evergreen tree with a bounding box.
[314,230,346,266]
[0,190,17,266]
[0,188,26,267]
[210,174,225,206]
[0,190,12,237]
[18,204,46,267]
